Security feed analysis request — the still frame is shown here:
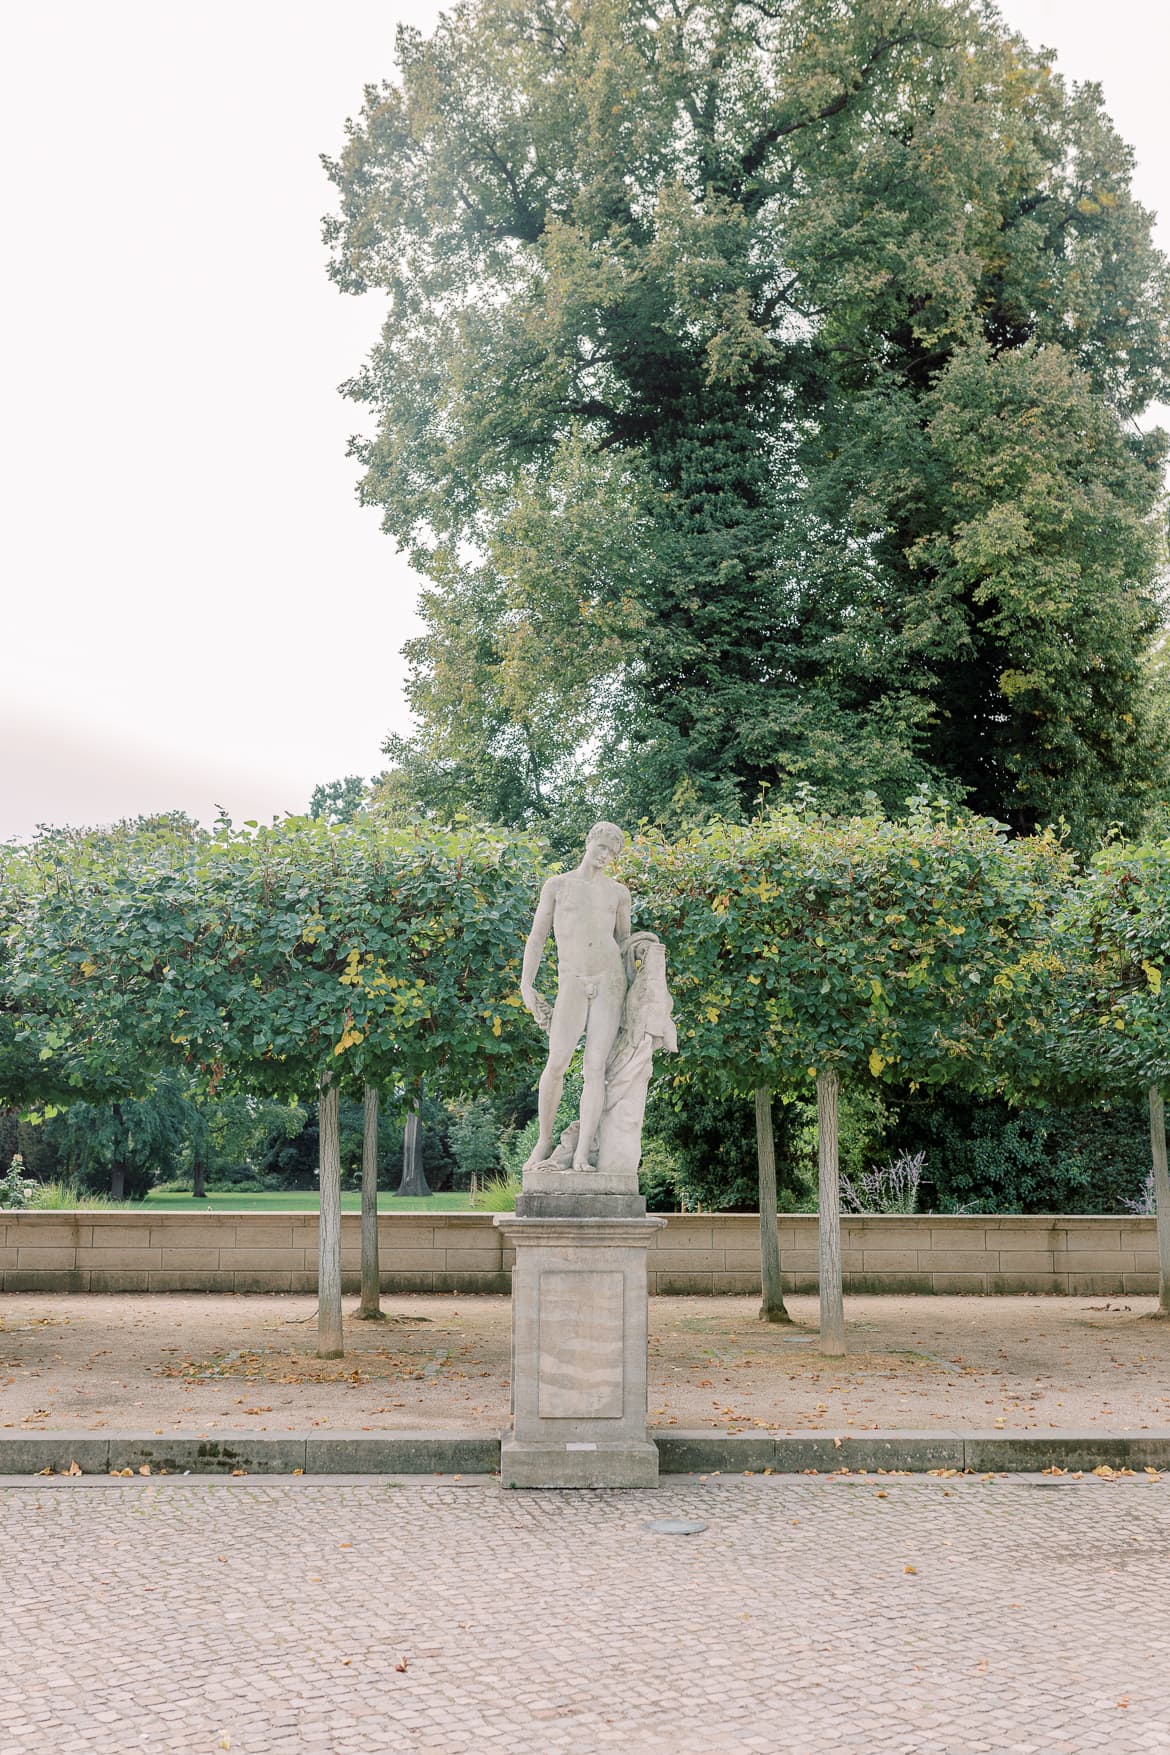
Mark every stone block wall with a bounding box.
[645,1214,1159,1297]
[0,1210,1159,1296]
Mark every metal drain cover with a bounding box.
[644,1519,708,1536]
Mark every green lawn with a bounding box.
[140,1190,474,1213]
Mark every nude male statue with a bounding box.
[520,821,631,1172]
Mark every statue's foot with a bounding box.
[522,1140,554,1173]
[570,1153,594,1173]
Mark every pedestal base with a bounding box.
[499,1436,659,1490]
[516,1191,646,1218]
[517,1166,644,1218]
[494,1214,665,1489]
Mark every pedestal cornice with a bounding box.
[493,1215,667,1248]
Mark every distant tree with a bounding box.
[201,1093,307,1181]
[398,1098,429,1198]
[45,1077,193,1201]
[309,776,369,824]
[449,1096,504,1184]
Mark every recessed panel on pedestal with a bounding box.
[537,1269,625,1418]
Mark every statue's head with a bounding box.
[585,821,624,864]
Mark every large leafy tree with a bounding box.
[325,0,1170,848]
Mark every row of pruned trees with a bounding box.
[3,803,1169,1355]
[1,815,546,1357]
[625,804,1170,1348]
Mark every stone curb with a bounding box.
[3,1428,1170,1478]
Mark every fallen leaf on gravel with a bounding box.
[904,1565,917,1575]
[395,1656,409,1673]
[138,1464,151,1476]
[66,1460,82,1476]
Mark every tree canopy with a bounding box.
[628,799,1069,1096]
[325,0,1170,849]
[1043,838,1170,1100]
[2,815,548,1114]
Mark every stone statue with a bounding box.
[520,823,676,1177]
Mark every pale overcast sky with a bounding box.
[1,0,1167,842]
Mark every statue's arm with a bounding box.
[615,885,632,952]
[520,879,557,1029]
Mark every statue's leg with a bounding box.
[574,987,624,1170]
[524,985,587,1170]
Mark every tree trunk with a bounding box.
[192,1155,206,1200]
[355,1084,384,1320]
[110,1102,126,1202]
[755,1088,790,1323]
[1150,1086,1170,1319]
[398,1103,431,1198]
[317,1075,344,1359]
[817,1069,845,1355]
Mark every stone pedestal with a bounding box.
[516,1167,644,1219]
[493,1214,666,1488]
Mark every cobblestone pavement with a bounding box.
[2,1473,1169,1754]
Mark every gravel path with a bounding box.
[2,1291,1168,1435]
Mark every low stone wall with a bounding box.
[0,1210,1158,1296]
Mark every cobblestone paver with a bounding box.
[2,1473,1169,1753]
